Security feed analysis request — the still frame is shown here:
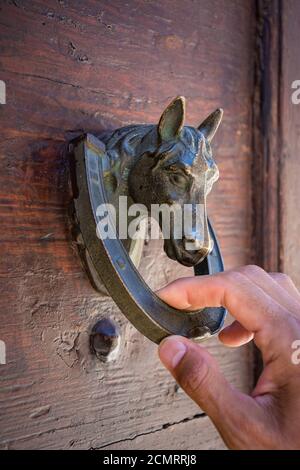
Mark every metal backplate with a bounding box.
[72,133,226,344]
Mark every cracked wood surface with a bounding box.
[95,415,226,450]
[0,0,255,449]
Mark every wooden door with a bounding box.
[0,0,256,449]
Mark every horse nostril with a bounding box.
[183,235,204,251]
[184,234,196,241]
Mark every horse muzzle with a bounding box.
[164,235,213,267]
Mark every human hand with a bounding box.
[157,265,300,449]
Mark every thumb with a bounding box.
[158,336,264,448]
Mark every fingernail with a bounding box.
[158,336,187,370]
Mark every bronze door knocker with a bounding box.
[71,96,226,344]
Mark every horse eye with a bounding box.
[170,173,188,188]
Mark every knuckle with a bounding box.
[270,272,291,284]
[238,264,265,277]
[223,270,246,286]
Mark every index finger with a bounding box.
[157,270,289,334]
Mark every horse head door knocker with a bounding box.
[71,96,226,344]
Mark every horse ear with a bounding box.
[198,108,223,143]
[158,96,185,141]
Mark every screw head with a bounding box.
[90,318,120,362]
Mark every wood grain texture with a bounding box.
[280,0,300,289]
[251,0,283,380]
[251,0,300,287]
[0,0,255,449]
[252,0,282,272]
[99,415,226,450]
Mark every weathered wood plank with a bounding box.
[252,0,282,273]
[0,0,255,449]
[280,0,300,289]
[98,415,226,450]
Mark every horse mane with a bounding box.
[99,125,154,161]
[99,123,203,169]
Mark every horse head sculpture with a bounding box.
[72,97,226,343]
[100,96,223,267]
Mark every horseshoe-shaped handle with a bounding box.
[72,134,226,344]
